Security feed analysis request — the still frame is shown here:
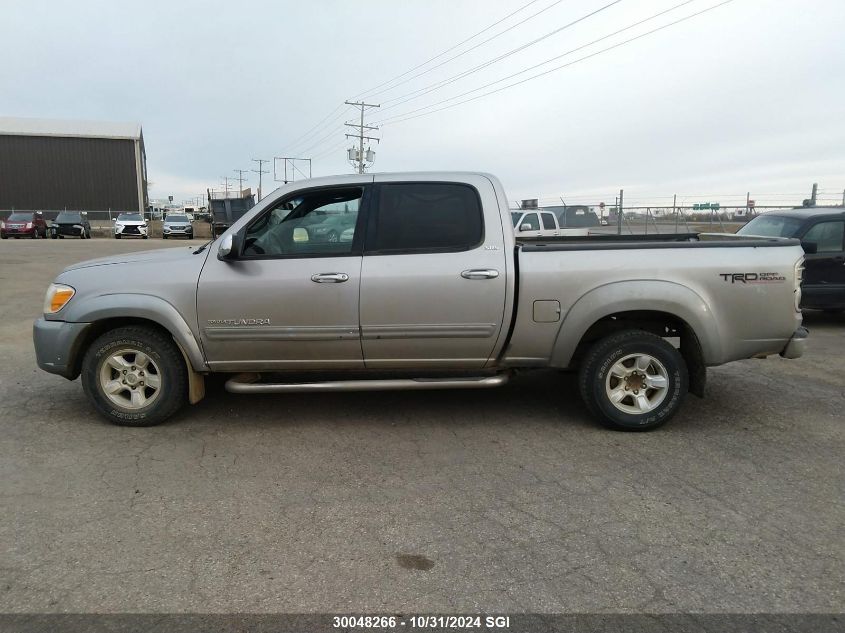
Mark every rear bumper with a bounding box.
[33,318,91,379]
[780,326,809,359]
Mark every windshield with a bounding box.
[117,213,143,221]
[166,215,189,222]
[737,214,803,238]
[511,212,522,227]
[7,213,32,221]
[56,212,82,223]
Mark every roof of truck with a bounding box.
[761,206,845,219]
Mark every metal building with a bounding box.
[0,117,147,214]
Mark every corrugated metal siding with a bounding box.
[0,135,140,211]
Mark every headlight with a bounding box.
[43,283,76,314]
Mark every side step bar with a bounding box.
[224,372,510,394]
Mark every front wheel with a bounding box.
[578,330,688,431]
[81,326,188,426]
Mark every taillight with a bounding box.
[794,258,804,313]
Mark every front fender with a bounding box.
[59,293,207,371]
[549,280,722,368]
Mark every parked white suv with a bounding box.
[113,213,148,239]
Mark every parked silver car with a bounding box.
[162,214,193,239]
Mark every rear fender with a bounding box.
[549,280,722,368]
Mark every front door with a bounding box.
[197,184,369,371]
[800,219,845,309]
[359,177,508,369]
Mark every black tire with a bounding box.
[578,330,688,431]
[1,234,6,239]
[81,326,188,427]
[50,233,57,239]
[162,234,168,239]
[114,234,121,239]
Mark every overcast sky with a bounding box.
[2,0,844,208]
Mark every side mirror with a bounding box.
[218,231,243,260]
[801,240,818,254]
[519,223,532,232]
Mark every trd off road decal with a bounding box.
[719,272,786,284]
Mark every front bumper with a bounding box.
[780,326,809,359]
[115,226,147,237]
[33,318,91,379]
[52,225,85,237]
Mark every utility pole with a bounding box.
[220,176,234,196]
[251,158,270,201]
[233,169,248,196]
[617,189,624,235]
[673,194,678,232]
[842,189,845,207]
[344,100,380,174]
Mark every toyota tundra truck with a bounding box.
[33,172,808,430]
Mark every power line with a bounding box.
[378,0,689,114]
[284,106,357,156]
[282,102,346,152]
[361,0,570,99]
[378,0,736,127]
[355,0,546,98]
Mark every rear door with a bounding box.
[359,176,508,369]
[800,219,845,308]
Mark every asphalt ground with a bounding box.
[0,237,842,614]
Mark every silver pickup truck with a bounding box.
[33,172,808,431]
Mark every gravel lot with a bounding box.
[1,238,843,613]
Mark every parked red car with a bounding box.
[1,211,48,239]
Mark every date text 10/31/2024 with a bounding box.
[332,615,511,629]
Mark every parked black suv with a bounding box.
[738,207,845,311]
[50,211,91,239]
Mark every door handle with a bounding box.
[461,269,500,280]
[311,272,349,283]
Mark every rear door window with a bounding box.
[541,213,557,230]
[802,221,845,253]
[367,183,483,253]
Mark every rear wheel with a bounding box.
[578,330,688,431]
[81,326,188,426]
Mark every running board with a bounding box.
[224,372,510,394]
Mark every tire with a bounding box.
[142,235,148,240]
[162,234,168,240]
[578,330,688,431]
[51,233,57,239]
[115,234,121,239]
[1,234,6,239]
[81,326,188,427]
